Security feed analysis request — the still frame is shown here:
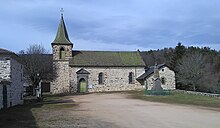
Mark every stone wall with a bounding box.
[10,59,23,106]
[0,57,11,80]
[0,57,10,109]
[51,61,70,94]
[51,44,73,94]
[146,66,175,90]
[174,90,220,98]
[70,67,145,93]
[52,45,72,60]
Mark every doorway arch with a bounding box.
[76,68,90,93]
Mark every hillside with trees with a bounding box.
[141,43,220,94]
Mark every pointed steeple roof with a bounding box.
[52,14,72,45]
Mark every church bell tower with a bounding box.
[51,12,73,60]
[51,11,73,94]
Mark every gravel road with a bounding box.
[68,93,220,128]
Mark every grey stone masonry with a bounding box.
[0,57,11,80]
[51,43,72,94]
[10,58,23,106]
[146,66,175,90]
[52,45,72,60]
[51,61,70,94]
[174,90,220,98]
[69,67,145,93]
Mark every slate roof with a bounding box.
[0,48,23,63]
[52,14,72,45]
[137,64,166,80]
[139,51,149,66]
[0,48,14,54]
[70,51,146,67]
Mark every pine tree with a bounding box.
[170,43,186,72]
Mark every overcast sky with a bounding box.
[1,0,220,53]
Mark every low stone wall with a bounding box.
[174,90,220,98]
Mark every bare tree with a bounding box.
[176,52,205,91]
[19,44,56,95]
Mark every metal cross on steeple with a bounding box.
[60,8,64,16]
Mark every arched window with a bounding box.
[161,77,166,85]
[129,72,134,84]
[98,72,104,84]
[59,47,65,59]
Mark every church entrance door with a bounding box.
[76,68,90,93]
[79,78,86,93]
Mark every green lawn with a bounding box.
[127,90,220,108]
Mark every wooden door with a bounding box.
[79,79,86,93]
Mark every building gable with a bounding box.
[137,64,169,80]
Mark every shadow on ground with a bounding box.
[0,94,80,128]
[0,98,41,128]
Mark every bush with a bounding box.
[209,84,220,94]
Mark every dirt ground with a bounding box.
[66,93,220,128]
[2,93,219,128]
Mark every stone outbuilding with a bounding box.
[137,64,176,90]
[0,48,24,109]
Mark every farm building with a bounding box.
[0,48,23,109]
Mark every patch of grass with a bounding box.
[127,90,220,108]
[41,103,77,109]
[42,93,63,101]
[40,94,77,109]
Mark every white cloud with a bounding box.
[1,0,220,52]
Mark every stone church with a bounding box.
[51,14,175,94]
